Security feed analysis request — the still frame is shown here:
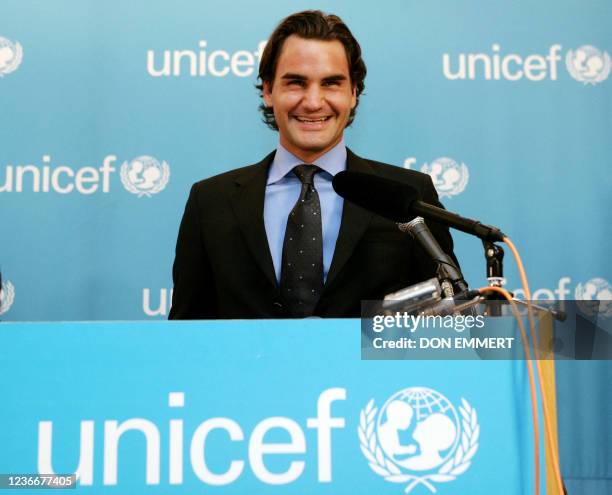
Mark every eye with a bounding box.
[323,80,340,86]
[288,79,305,87]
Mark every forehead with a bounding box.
[274,34,350,78]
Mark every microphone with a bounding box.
[382,276,479,316]
[417,289,481,318]
[332,171,506,242]
[399,217,468,295]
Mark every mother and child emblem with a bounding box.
[359,387,479,493]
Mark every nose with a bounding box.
[302,84,323,111]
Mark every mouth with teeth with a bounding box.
[293,116,332,125]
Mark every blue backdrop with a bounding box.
[1,0,610,320]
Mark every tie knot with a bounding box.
[293,164,320,185]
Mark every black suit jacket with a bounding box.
[169,149,458,319]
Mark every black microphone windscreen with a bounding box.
[332,171,420,223]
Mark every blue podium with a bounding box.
[0,320,540,494]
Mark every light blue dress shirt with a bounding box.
[263,141,346,283]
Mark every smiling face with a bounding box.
[263,35,357,163]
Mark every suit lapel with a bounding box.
[324,148,375,289]
[230,151,278,289]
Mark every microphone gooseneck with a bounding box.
[398,217,468,295]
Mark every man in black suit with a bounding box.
[169,11,457,319]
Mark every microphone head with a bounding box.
[397,216,425,236]
[332,171,420,223]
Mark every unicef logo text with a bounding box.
[404,157,469,198]
[443,43,610,84]
[566,45,611,85]
[147,39,267,78]
[120,156,170,197]
[0,36,23,77]
[0,280,16,315]
[359,387,479,493]
[1,154,169,196]
[38,389,347,486]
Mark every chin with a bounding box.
[301,141,329,151]
[299,135,340,150]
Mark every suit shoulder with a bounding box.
[192,162,262,191]
[186,150,274,198]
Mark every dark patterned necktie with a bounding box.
[280,164,324,317]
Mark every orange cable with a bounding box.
[478,285,540,495]
[503,236,565,495]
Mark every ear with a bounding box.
[263,81,273,107]
[351,84,357,109]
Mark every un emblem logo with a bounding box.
[120,156,170,197]
[566,45,611,85]
[0,37,23,77]
[359,387,479,493]
[0,280,15,315]
[421,157,469,198]
[575,278,612,318]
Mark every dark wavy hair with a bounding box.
[256,10,367,130]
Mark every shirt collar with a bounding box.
[267,139,347,185]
